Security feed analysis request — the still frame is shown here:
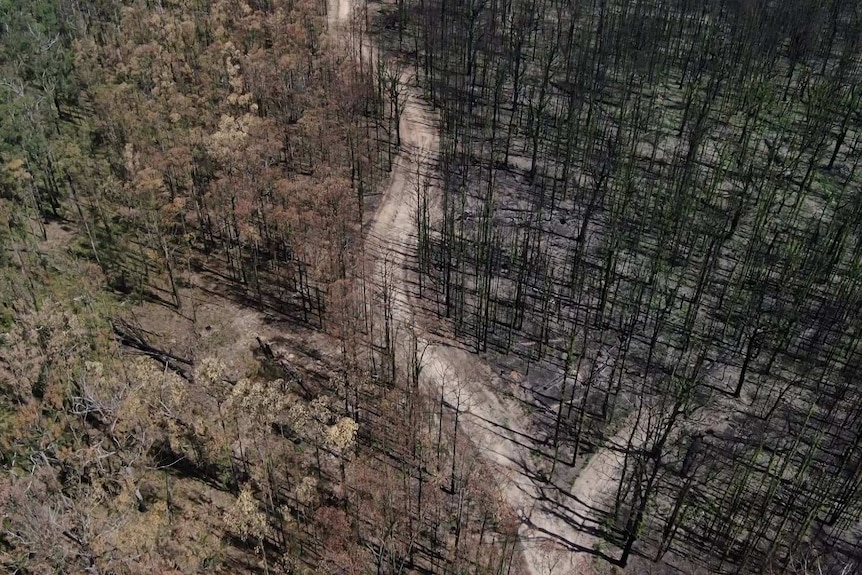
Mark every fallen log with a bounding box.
[111,319,192,381]
[255,336,314,399]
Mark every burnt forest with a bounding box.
[1,0,861,574]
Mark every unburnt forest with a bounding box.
[0,1,522,574]
[383,0,862,572]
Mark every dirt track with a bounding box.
[326,3,639,573]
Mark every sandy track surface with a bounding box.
[327,3,640,574]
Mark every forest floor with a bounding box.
[326,2,644,574]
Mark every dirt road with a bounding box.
[326,3,638,574]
